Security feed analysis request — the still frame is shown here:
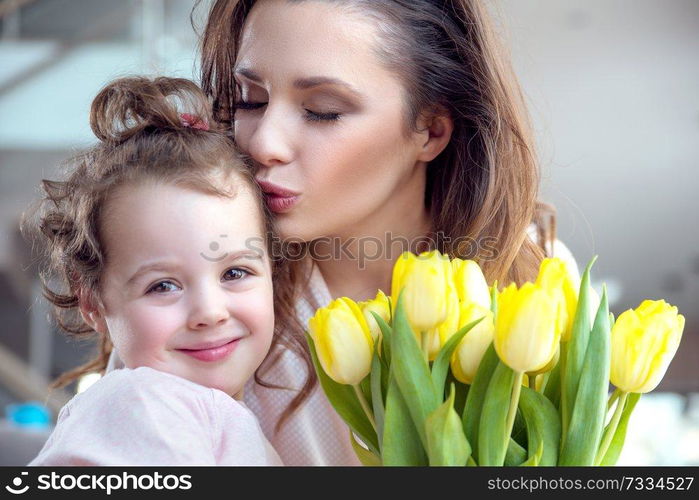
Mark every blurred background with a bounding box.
[0,0,697,465]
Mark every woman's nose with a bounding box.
[245,106,294,168]
[187,286,230,330]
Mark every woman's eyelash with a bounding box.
[304,110,341,122]
[235,100,265,110]
[234,100,341,122]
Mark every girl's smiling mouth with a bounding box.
[176,337,242,362]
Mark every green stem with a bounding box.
[607,387,620,413]
[503,371,524,454]
[559,341,569,450]
[353,384,376,432]
[538,372,551,393]
[421,330,430,362]
[595,391,628,465]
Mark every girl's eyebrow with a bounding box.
[126,261,181,286]
[126,249,265,285]
[235,67,365,99]
[214,249,267,266]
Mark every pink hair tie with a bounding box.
[180,113,209,131]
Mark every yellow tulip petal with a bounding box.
[495,283,559,373]
[610,300,684,394]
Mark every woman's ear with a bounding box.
[77,288,108,335]
[416,108,454,163]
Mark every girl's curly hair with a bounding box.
[21,76,289,392]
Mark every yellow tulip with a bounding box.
[535,258,579,341]
[451,303,495,384]
[308,297,374,385]
[391,250,457,333]
[423,288,460,361]
[494,282,560,373]
[360,290,391,343]
[451,258,491,310]
[528,344,560,379]
[610,299,684,394]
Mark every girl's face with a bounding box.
[233,0,430,241]
[83,181,274,398]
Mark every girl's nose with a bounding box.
[245,106,294,168]
[187,286,231,330]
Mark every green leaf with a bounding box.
[561,256,597,440]
[462,343,499,462]
[431,316,485,398]
[349,430,382,466]
[360,373,372,412]
[447,371,469,416]
[511,408,527,448]
[371,312,392,404]
[382,373,428,465]
[425,384,472,466]
[599,392,641,466]
[543,356,562,410]
[306,333,379,454]
[518,386,561,466]
[559,285,611,465]
[504,438,527,466]
[370,349,385,452]
[390,291,439,449]
[478,360,516,466]
[520,439,543,466]
[372,312,393,365]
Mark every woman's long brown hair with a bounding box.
[199,0,557,432]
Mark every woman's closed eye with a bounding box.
[304,109,341,122]
[235,100,266,111]
[234,100,341,122]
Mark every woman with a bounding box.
[198,0,580,466]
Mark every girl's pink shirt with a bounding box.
[28,366,282,466]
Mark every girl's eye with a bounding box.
[147,281,180,294]
[223,268,250,281]
[304,109,341,123]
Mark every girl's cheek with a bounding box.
[120,304,183,350]
[238,288,275,336]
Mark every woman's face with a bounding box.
[234,0,429,242]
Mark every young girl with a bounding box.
[24,76,282,465]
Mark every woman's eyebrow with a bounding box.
[235,68,364,99]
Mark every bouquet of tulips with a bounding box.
[306,251,685,466]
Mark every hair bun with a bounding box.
[89,76,213,144]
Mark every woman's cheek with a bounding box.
[233,117,254,153]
